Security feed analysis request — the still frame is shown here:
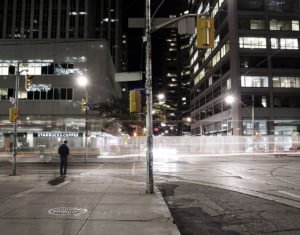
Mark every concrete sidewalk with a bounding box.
[0,164,179,235]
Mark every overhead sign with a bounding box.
[115,72,142,82]
[33,132,83,138]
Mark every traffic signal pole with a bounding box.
[12,63,20,176]
[145,0,154,194]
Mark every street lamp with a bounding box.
[77,76,88,163]
[225,94,255,136]
[157,93,165,103]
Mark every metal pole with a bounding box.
[12,63,20,176]
[252,94,255,156]
[226,110,229,135]
[252,94,255,136]
[85,89,88,163]
[145,0,154,194]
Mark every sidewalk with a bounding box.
[0,164,179,235]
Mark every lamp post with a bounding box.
[145,0,154,194]
[225,94,255,136]
[12,63,20,176]
[11,63,28,176]
[78,76,88,163]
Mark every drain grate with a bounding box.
[48,207,87,216]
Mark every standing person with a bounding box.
[9,140,13,152]
[58,140,70,177]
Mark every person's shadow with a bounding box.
[48,176,65,186]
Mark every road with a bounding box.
[154,154,300,234]
[1,154,300,234]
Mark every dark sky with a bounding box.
[124,0,188,80]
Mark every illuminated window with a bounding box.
[271,38,299,49]
[270,19,300,31]
[241,75,269,87]
[239,37,267,49]
[250,19,265,30]
[273,77,300,88]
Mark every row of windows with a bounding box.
[239,37,298,49]
[191,78,231,111]
[238,0,299,13]
[0,63,74,76]
[241,76,300,88]
[0,0,87,39]
[239,19,300,31]
[239,37,299,49]
[0,88,73,101]
[193,41,230,86]
[193,94,300,124]
[192,75,300,113]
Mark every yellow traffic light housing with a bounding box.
[25,74,33,91]
[81,99,86,112]
[9,108,19,122]
[197,17,214,49]
[129,90,141,113]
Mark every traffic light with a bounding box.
[9,108,19,122]
[197,17,214,49]
[25,74,33,91]
[81,99,86,112]
[129,90,141,113]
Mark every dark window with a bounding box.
[47,89,53,99]
[61,88,67,99]
[272,57,300,69]
[67,89,73,100]
[41,91,47,100]
[267,0,298,12]
[34,91,40,100]
[28,91,34,100]
[238,0,265,11]
[8,88,14,99]
[53,88,60,100]
[240,56,268,68]
[9,65,15,75]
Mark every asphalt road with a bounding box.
[154,154,300,234]
[1,154,300,234]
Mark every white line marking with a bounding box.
[279,191,300,199]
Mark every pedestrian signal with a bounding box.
[129,90,141,113]
[197,17,214,49]
[25,74,33,91]
[9,108,19,122]
[81,99,86,112]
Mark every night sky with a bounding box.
[123,0,188,89]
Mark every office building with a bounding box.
[0,0,123,150]
[189,0,300,136]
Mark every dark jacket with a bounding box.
[58,144,69,158]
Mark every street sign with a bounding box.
[9,97,15,104]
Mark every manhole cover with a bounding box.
[48,207,87,216]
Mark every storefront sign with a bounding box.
[33,132,83,138]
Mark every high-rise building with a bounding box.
[0,0,123,150]
[0,0,125,71]
[189,0,300,136]
[153,28,191,135]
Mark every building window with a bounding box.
[250,19,265,30]
[270,19,300,31]
[271,38,299,50]
[238,0,265,11]
[273,77,300,88]
[239,37,267,49]
[274,96,300,108]
[241,75,269,87]
[267,0,299,12]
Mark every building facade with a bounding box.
[153,28,191,136]
[189,0,300,136]
[0,0,125,71]
[0,0,123,151]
